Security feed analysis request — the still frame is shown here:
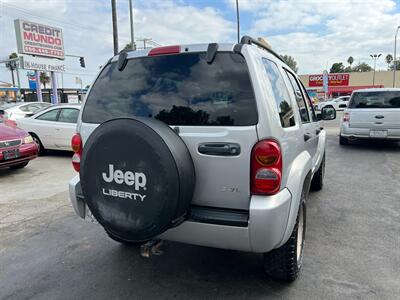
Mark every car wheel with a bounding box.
[31,133,46,155]
[263,198,306,282]
[339,135,349,145]
[10,161,29,169]
[310,154,325,191]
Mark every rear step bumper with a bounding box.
[69,175,292,253]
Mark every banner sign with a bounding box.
[14,19,65,60]
[309,73,349,87]
[27,71,37,90]
[19,55,66,73]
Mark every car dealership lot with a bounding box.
[1,119,399,299]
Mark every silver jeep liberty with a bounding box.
[69,36,336,282]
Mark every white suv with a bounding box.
[340,88,400,144]
[69,36,336,282]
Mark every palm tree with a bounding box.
[5,52,18,86]
[347,56,354,68]
[385,54,393,70]
[40,72,50,89]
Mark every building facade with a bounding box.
[299,70,400,98]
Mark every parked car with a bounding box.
[16,104,81,154]
[0,102,51,121]
[0,118,38,169]
[340,88,400,145]
[68,37,336,282]
[318,96,350,111]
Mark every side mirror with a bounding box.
[321,106,336,120]
[339,104,347,108]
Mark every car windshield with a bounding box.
[82,52,258,126]
[349,91,400,108]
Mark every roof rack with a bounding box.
[240,35,284,63]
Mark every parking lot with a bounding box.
[1,116,399,300]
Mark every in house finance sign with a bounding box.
[14,19,65,60]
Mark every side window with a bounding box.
[262,59,295,128]
[58,108,79,123]
[299,81,317,122]
[36,109,59,121]
[285,71,310,123]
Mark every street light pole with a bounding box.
[235,0,240,43]
[129,0,136,50]
[370,53,381,86]
[393,26,400,87]
[111,0,119,55]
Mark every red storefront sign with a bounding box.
[309,73,349,87]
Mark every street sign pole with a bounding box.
[51,71,58,104]
[35,70,43,102]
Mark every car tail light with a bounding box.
[343,112,350,123]
[251,140,282,195]
[148,45,180,56]
[71,133,82,172]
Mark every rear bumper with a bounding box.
[0,143,38,169]
[69,175,292,253]
[340,123,400,141]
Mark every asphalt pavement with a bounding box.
[1,118,399,300]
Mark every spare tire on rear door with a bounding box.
[80,118,195,242]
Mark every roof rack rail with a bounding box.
[240,35,284,63]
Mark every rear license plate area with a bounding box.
[2,149,20,160]
[369,130,388,138]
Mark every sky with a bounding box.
[1,0,400,89]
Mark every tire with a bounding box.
[339,135,349,145]
[30,133,46,155]
[310,154,325,191]
[10,161,29,169]
[263,198,306,282]
[80,118,195,243]
[106,230,147,246]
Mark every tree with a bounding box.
[281,55,298,73]
[124,42,133,50]
[329,62,345,73]
[347,56,354,67]
[385,54,393,70]
[353,62,373,72]
[5,52,18,86]
[40,72,50,89]
[389,60,400,70]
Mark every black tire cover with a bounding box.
[80,118,195,242]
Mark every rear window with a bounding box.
[82,52,258,126]
[349,91,400,109]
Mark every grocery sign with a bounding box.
[14,19,65,60]
[309,73,349,87]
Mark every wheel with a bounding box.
[106,231,147,246]
[339,135,349,145]
[310,154,325,191]
[263,199,306,282]
[10,161,29,169]
[30,133,46,155]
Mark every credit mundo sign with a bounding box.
[309,73,349,87]
[14,19,65,60]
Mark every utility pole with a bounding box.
[129,0,136,50]
[393,26,400,87]
[111,0,119,55]
[235,0,240,43]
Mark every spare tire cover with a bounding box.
[80,118,195,242]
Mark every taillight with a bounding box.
[343,112,350,123]
[148,45,180,56]
[71,133,82,172]
[251,140,282,195]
